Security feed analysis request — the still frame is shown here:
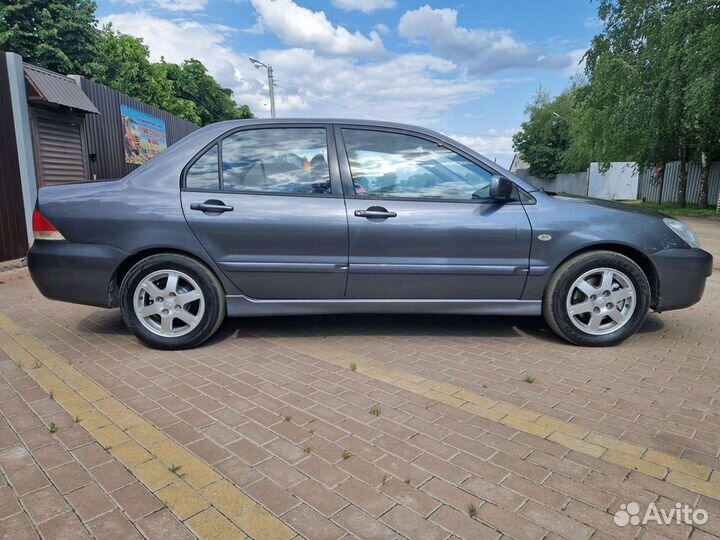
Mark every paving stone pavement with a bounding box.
[0,216,718,540]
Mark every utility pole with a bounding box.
[249,57,276,118]
[267,64,276,119]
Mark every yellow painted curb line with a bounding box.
[268,337,720,501]
[0,315,296,540]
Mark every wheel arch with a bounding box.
[108,248,226,308]
[548,243,660,309]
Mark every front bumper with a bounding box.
[649,248,713,311]
[27,241,129,308]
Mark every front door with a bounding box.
[337,127,532,299]
[181,125,348,299]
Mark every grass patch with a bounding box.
[47,422,57,433]
[350,362,357,372]
[523,374,535,384]
[168,464,185,477]
[342,450,352,460]
[369,404,381,417]
[467,502,479,518]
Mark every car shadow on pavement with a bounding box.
[208,314,546,347]
[76,310,665,348]
[210,312,665,346]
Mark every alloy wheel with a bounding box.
[133,269,205,337]
[565,267,636,336]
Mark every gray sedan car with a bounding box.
[28,119,713,349]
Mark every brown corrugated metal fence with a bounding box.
[78,78,199,180]
[0,53,29,261]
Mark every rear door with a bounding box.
[181,124,348,299]
[336,126,532,299]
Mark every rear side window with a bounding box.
[222,128,331,195]
[186,144,220,190]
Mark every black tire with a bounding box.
[119,254,225,350]
[542,251,650,346]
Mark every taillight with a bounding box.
[32,209,65,241]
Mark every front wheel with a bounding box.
[119,254,225,350]
[543,251,650,346]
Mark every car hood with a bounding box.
[549,194,668,219]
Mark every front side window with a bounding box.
[342,129,495,200]
[222,128,330,195]
[186,144,220,190]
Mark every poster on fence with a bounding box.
[121,105,168,165]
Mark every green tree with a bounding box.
[1,6,252,126]
[89,28,251,126]
[580,1,676,171]
[683,1,720,208]
[581,0,720,207]
[0,0,99,74]
[89,26,173,111]
[159,59,253,125]
[512,85,590,179]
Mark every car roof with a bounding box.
[209,117,446,137]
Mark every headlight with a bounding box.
[663,218,700,248]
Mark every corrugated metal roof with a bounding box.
[24,63,99,114]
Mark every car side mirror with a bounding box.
[489,175,514,201]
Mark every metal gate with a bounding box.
[31,109,88,187]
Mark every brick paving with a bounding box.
[0,216,718,539]
[0,350,194,540]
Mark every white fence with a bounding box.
[514,170,588,196]
[516,162,638,199]
[588,162,638,200]
[517,159,720,206]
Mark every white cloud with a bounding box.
[155,0,207,11]
[565,48,587,76]
[111,0,207,12]
[398,5,573,75]
[101,12,497,124]
[249,0,384,57]
[374,23,390,36]
[331,0,396,14]
[260,47,496,124]
[450,133,515,167]
[102,12,271,113]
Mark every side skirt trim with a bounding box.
[225,296,542,317]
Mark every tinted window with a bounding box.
[186,144,220,190]
[342,129,494,200]
[222,128,331,195]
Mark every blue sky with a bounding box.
[98,0,601,166]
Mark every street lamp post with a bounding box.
[249,57,276,118]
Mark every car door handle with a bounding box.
[354,208,397,219]
[190,200,234,213]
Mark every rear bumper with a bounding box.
[650,248,713,311]
[27,241,128,308]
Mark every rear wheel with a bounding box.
[543,251,650,346]
[120,254,225,349]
